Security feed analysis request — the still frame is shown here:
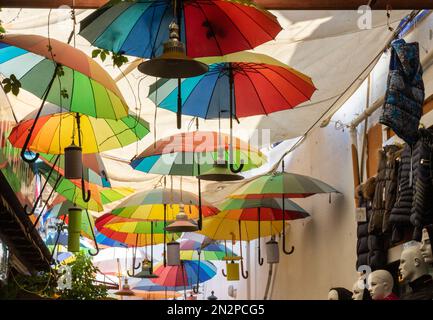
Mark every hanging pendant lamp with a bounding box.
[138,21,208,79]
[64,143,82,180]
[165,204,199,233]
[266,237,280,264]
[114,278,135,296]
[197,160,245,182]
[67,206,82,252]
[207,291,218,300]
[134,259,159,279]
[167,240,181,266]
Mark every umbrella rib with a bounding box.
[209,2,254,51]
[229,2,277,41]
[193,3,225,56]
[149,4,170,58]
[269,66,313,101]
[242,70,268,116]
[203,70,223,120]
[256,70,295,110]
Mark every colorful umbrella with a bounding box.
[132,278,193,292]
[0,34,129,119]
[151,260,216,290]
[9,105,150,155]
[96,213,181,246]
[180,239,236,261]
[230,172,339,200]
[217,197,310,265]
[79,0,281,59]
[110,188,218,221]
[96,232,129,248]
[229,166,338,255]
[131,131,266,175]
[149,52,316,119]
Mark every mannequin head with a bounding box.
[367,270,394,300]
[328,287,352,300]
[399,244,429,283]
[420,225,433,264]
[352,281,364,300]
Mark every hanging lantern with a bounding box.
[67,207,82,252]
[138,21,208,79]
[167,240,180,266]
[207,291,218,300]
[64,143,83,180]
[133,259,158,279]
[114,278,135,296]
[226,261,240,281]
[197,160,244,182]
[165,204,198,233]
[266,238,280,264]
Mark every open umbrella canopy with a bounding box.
[180,239,236,261]
[0,34,128,119]
[149,52,315,119]
[79,0,281,59]
[218,197,310,221]
[40,153,110,187]
[96,232,129,248]
[151,260,216,288]
[96,213,181,246]
[132,278,192,292]
[131,131,266,175]
[229,172,339,199]
[198,213,284,241]
[9,105,150,154]
[110,188,218,220]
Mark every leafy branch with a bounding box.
[92,49,129,68]
[2,75,21,96]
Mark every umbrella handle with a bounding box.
[81,177,91,203]
[282,232,295,256]
[240,260,249,279]
[258,208,263,266]
[21,149,39,164]
[229,161,244,174]
[86,209,100,257]
[221,268,227,278]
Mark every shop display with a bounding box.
[327,288,352,300]
[367,270,398,300]
[420,225,433,264]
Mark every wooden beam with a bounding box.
[0,0,432,10]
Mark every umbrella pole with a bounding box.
[24,154,61,216]
[75,113,91,203]
[150,221,154,274]
[221,240,227,277]
[257,208,264,266]
[238,220,249,279]
[20,64,59,163]
[192,250,201,294]
[163,203,167,267]
[127,234,141,276]
[195,118,203,230]
[175,0,183,130]
[228,65,244,174]
[86,209,100,256]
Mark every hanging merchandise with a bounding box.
[380,39,425,145]
[114,278,135,297]
[225,260,240,281]
[167,240,181,266]
[207,291,218,300]
[165,205,199,233]
[67,207,82,252]
[410,128,433,240]
[266,237,280,264]
[133,259,159,279]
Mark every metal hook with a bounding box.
[240,260,249,279]
[281,196,295,255]
[221,268,227,277]
[197,178,203,230]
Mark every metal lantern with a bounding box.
[64,143,83,180]
[138,22,208,79]
[167,240,181,266]
[197,160,245,182]
[165,205,198,233]
[134,259,158,279]
[226,261,240,281]
[67,207,82,252]
[266,238,280,264]
[207,291,218,300]
[114,278,135,296]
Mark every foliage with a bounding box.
[2,75,21,96]
[0,270,57,299]
[58,252,107,300]
[92,49,129,68]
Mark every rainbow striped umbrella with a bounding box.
[0,34,128,119]
[151,260,216,288]
[180,239,236,261]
